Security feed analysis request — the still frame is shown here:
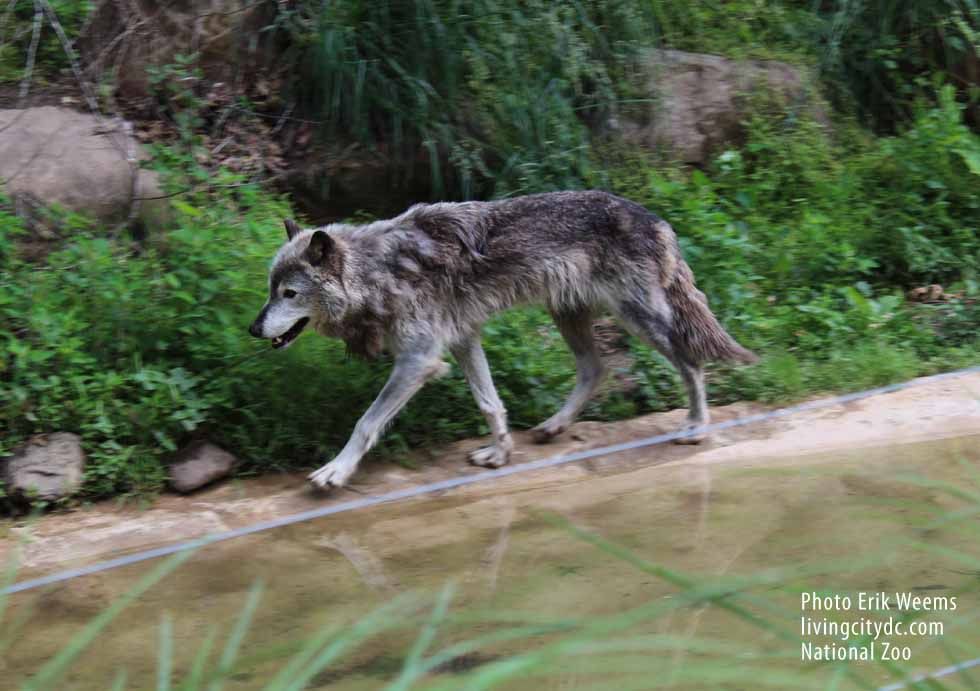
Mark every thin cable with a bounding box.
[3,365,979,597]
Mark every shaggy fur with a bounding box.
[249,190,756,489]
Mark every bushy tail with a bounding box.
[665,262,758,366]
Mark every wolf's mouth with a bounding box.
[272,317,310,349]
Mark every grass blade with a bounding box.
[207,579,264,691]
[179,626,217,691]
[158,613,173,691]
[387,582,456,691]
[282,593,424,691]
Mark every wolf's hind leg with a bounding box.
[671,359,709,443]
[531,308,606,443]
[614,296,709,444]
[309,344,448,489]
[451,336,513,468]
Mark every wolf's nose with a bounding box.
[248,321,263,338]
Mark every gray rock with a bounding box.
[0,107,171,233]
[169,442,237,493]
[613,49,827,165]
[2,433,86,501]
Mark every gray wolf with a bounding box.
[248,191,756,489]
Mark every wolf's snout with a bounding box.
[249,304,270,338]
[248,313,266,338]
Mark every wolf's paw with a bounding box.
[468,445,510,468]
[529,420,567,444]
[308,460,356,489]
[672,421,708,445]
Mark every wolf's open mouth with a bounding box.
[272,317,310,349]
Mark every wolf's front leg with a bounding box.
[309,346,449,489]
[450,336,513,468]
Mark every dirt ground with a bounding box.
[2,370,978,573]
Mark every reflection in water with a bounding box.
[479,500,516,593]
[316,533,399,593]
[2,435,980,689]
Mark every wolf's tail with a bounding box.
[663,257,758,367]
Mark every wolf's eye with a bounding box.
[283,289,297,299]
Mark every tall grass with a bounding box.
[277,0,648,198]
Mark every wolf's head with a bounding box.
[248,219,349,350]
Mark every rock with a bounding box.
[169,442,237,493]
[2,433,86,501]
[613,49,826,165]
[0,107,171,233]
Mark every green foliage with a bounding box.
[644,0,820,62]
[276,0,647,197]
[147,53,206,147]
[852,86,980,282]
[0,0,94,85]
[810,0,980,131]
[1,188,284,495]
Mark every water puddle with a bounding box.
[3,434,979,689]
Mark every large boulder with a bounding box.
[613,49,826,165]
[0,107,170,232]
[2,433,86,501]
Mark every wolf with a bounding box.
[248,191,756,489]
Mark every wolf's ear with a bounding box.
[284,218,302,240]
[304,230,335,267]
